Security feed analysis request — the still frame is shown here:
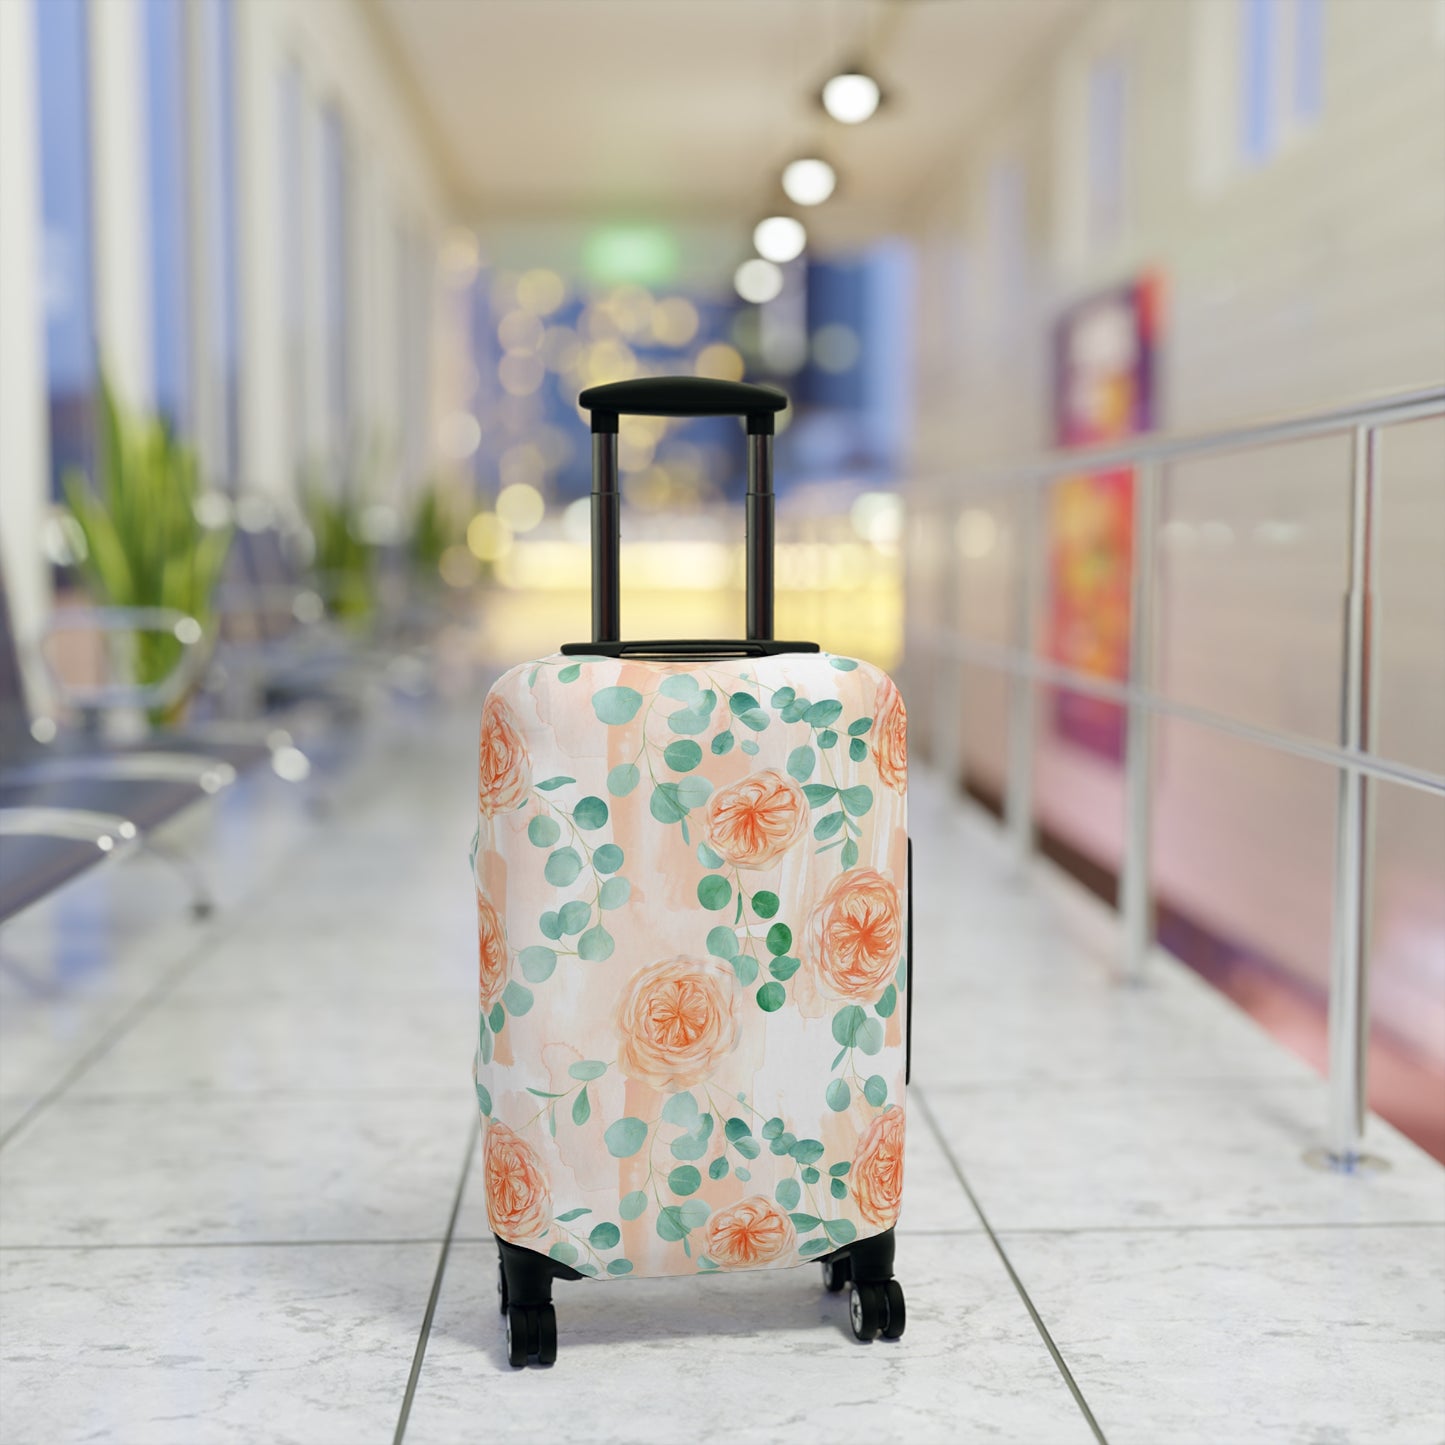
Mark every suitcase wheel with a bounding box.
[848,1281,905,1343]
[821,1256,852,1293]
[505,1303,557,1368]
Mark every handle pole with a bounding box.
[591,425,621,643]
[746,429,774,641]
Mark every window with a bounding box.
[1240,0,1325,164]
[278,62,306,478]
[1293,0,1324,122]
[35,0,96,499]
[197,0,240,484]
[1086,56,1127,251]
[320,104,351,475]
[143,0,191,435]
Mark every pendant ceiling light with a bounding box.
[821,68,882,125]
[781,157,836,207]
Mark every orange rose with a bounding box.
[477,693,531,817]
[871,676,907,793]
[703,1196,795,1267]
[615,956,741,1090]
[852,1105,905,1227]
[702,769,808,870]
[483,1120,552,1241]
[476,888,509,1012]
[804,868,903,1001]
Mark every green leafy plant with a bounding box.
[62,377,232,722]
[299,473,375,624]
[406,476,465,574]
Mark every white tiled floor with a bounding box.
[1,697,1442,1444]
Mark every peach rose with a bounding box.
[614,956,741,1090]
[484,1120,552,1241]
[852,1105,905,1227]
[702,769,808,870]
[804,868,903,1001]
[871,677,907,793]
[476,888,509,1012]
[704,1196,796,1268]
[477,693,531,817]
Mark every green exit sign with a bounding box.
[583,226,679,286]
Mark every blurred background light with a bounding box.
[694,342,745,381]
[496,482,546,533]
[781,157,836,206]
[438,410,482,459]
[851,490,903,546]
[439,227,481,285]
[650,297,700,347]
[516,267,566,315]
[466,511,513,561]
[821,70,882,125]
[497,351,545,396]
[753,215,807,264]
[811,321,861,373]
[734,257,784,304]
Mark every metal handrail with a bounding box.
[907,382,1445,1172]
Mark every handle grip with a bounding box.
[579,376,787,644]
[579,377,788,434]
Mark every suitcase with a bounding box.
[472,377,910,1366]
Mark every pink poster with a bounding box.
[1048,275,1160,762]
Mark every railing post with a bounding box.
[1120,461,1160,983]
[1320,425,1380,1172]
[1005,485,1041,865]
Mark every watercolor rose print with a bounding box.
[472,651,908,1279]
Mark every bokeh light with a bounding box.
[496,482,546,533]
[466,511,514,561]
[498,352,545,396]
[438,411,481,459]
[753,216,806,263]
[781,157,836,206]
[851,491,903,546]
[497,309,544,353]
[734,258,784,304]
[650,297,700,347]
[694,342,746,382]
[516,268,566,315]
[812,322,862,373]
[822,72,881,125]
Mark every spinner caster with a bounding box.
[505,1303,557,1368]
[848,1279,907,1342]
[821,1256,852,1293]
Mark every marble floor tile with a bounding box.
[0,1242,437,1445]
[0,1096,473,1247]
[0,1095,35,1136]
[925,1081,1445,1233]
[169,912,475,997]
[452,1099,978,1243]
[404,1233,1098,1445]
[909,953,1315,1088]
[995,1224,1445,1445]
[68,991,473,1096]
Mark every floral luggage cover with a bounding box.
[472,650,908,1280]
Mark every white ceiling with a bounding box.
[376,0,1082,252]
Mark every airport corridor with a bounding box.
[1,690,1440,1445]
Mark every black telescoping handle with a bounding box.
[578,377,789,645]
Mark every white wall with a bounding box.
[902,0,1445,1061]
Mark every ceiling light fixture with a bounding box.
[821,68,882,125]
[753,216,807,264]
[781,157,836,207]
